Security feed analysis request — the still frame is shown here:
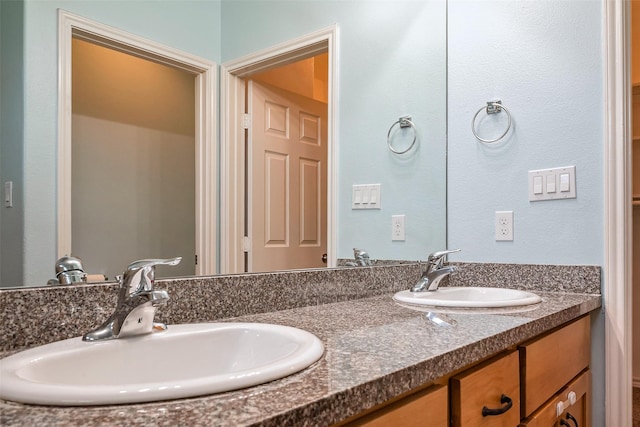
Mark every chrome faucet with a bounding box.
[83,257,181,341]
[344,248,373,267]
[353,248,372,266]
[410,249,461,292]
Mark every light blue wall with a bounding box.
[447,0,603,265]
[18,0,221,285]
[222,0,448,263]
[447,1,604,424]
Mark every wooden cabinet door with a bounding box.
[519,316,590,418]
[344,384,448,427]
[519,369,590,427]
[451,350,520,427]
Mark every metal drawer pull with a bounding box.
[566,412,579,427]
[481,394,513,416]
[560,420,571,427]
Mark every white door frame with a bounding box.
[603,0,632,425]
[57,10,217,275]
[220,26,339,274]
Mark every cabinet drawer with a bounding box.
[344,384,448,427]
[519,369,590,427]
[451,350,520,427]
[519,316,590,418]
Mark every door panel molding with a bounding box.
[57,10,217,275]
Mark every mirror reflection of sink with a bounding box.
[0,322,324,406]
[393,287,542,308]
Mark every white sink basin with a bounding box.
[0,322,324,406]
[393,287,541,308]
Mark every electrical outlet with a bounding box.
[495,211,513,241]
[392,215,405,241]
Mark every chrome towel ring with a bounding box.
[471,100,512,144]
[387,115,417,154]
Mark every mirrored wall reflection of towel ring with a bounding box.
[387,115,418,154]
[471,100,512,144]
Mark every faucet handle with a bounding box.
[126,257,182,271]
[121,257,182,294]
[427,249,461,266]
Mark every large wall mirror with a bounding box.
[0,0,447,288]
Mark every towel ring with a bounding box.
[471,100,512,144]
[387,116,417,154]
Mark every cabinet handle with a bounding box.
[481,394,513,417]
[566,412,579,427]
[560,420,571,427]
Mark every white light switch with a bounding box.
[354,188,362,204]
[362,188,370,204]
[352,184,382,209]
[4,181,12,208]
[528,166,576,201]
[546,175,556,193]
[533,176,543,194]
[370,187,379,204]
[559,173,570,192]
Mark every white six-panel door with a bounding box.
[248,81,327,272]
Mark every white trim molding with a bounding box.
[220,25,339,274]
[603,0,633,426]
[57,10,217,275]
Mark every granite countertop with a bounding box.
[0,289,601,427]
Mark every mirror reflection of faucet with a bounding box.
[344,248,373,267]
[46,255,87,285]
[82,257,182,342]
[47,255,108,285]
[410,249,461,292]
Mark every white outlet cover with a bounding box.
[392,215,405,241]
[495,211,513,241]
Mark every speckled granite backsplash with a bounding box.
[0,262,600,353]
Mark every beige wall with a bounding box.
[71,39,196,279]
[72,38,195,137]
[251,53,328,103]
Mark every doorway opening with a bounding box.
[57,10,217,277]
[220,26,338,274]
[71,38,196,279]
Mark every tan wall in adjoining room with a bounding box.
[252,53,328,103]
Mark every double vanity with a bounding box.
[0,262,601,426]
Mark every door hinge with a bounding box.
[243,236,251,252]
[242,113,251,129]
[195,254,198,265]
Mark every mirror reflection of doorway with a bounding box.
[244,54,329,273]
[71,38,196,279]
[218,27,337,275]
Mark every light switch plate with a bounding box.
[352,184,381,209]
[528,166,576,202]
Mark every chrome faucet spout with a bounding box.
[83,257,181,342]
[410,249,460,292]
